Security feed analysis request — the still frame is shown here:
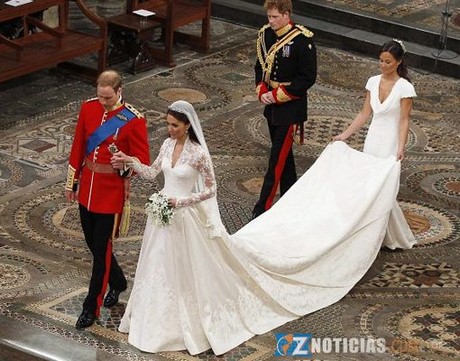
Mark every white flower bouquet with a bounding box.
[145,193,175,226]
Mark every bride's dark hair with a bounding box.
[167,109,200,144]
[380,40,411,82]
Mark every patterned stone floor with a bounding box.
[313,0,460,38]
[0,19,459,361]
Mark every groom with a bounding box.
[252,0,317,218]
[65,70,150,329]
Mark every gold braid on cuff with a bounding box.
[65,165,77,191]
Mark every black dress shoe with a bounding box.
[103,289,122,308]
[75,309,96,329]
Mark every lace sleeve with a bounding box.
[175,148,216,208]
[130,139,168,181]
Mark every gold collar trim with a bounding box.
[108,96,124,112]
[276,22,293,37]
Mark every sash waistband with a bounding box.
[84,158,118,174]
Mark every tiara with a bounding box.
[168,100,191,115]
[392,38,406,53]
[168,104,185,113]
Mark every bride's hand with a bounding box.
[168,198,177,208]
[111,151,132,169]
[332,133,347,142]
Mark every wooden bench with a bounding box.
[107,13,161,74]
[126,0,211,67]
[0,0,107,83]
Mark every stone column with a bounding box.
[43,6,59,27]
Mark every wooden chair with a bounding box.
[0,0,107,83]
[127,0,211,66]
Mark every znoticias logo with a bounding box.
[274,333,386,356]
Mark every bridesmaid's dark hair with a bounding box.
[167,109,200,144]
[380,39,411,82]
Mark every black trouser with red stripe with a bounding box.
[79,205,127,317]
[253,122,296,217]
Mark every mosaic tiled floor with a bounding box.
[0,19,459,361]
[316,0,460,38]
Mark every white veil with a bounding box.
[167,100,227,239]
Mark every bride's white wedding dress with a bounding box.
[119,105,415,355]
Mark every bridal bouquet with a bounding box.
[145,193,175,226]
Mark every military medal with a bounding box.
[282,44,291,57]
[108,143,119,154]
[108,128,120,154]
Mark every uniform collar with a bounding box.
[107,96,124,112]
[276,22,293,37]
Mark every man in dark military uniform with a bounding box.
[253,0,317,218]
[65,70,150,329]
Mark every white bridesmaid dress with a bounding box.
[363,74,417,249]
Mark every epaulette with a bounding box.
[124,102,143,119]
[295,24,314,38]
[85,97,99,103]
[258,24,270,34]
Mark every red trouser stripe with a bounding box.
[95,241,112,317]
[94,214,119,317]
[265,124,294,211]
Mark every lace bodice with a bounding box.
[130,137,216,208]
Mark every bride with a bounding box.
[111,95,414,354]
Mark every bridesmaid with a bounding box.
[333,39,417,249]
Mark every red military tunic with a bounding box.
[66,98,150,214]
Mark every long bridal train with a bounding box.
[119,141,413,355]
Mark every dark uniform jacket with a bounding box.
[255,22,317,126]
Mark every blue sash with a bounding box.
[86,107,137,156]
